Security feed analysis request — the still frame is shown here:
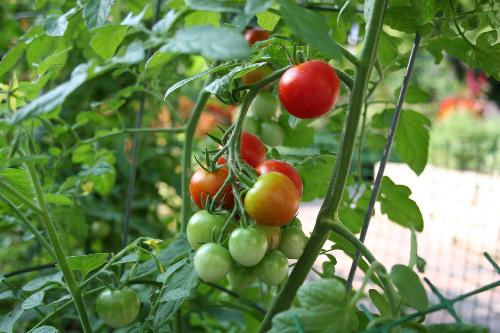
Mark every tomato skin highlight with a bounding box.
[279,226,308,259]
[217,131,266,168]
[96,287,140,328]
[278,60,340,119]
[244,172,300,226]
[244,28,270,45]
[256,251,289,285]
[189,167,233,209]
[228,227,268,267]
[194,243,231,283]
[187,211,227,249]
[256,160,303,196]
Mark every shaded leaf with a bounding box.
[161,26,250,60]
[426,324,489,333]
[23,273,63,292]
[185,0,241,13]
[297,279,345,309]
[379,176,424,231]
[279,0,341,59]
[391,264,429,311]
[83,0,115,29]
[295,155,335,202]
[44,8,77,36]
[21,291,45,310]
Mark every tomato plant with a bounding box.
[0,0,498,333]
[279,60,341,119]
[96,287,141,328]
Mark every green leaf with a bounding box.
[153,262,199,329]
[473,30,500,80]
[10,63,89,124]
[32,326,59,333]
[67,253,108,276]
[37,48,70,75]
[165,63,235,99]
[145,51,176,70]
[0,306,24,333]
[269,305,358,333]
[90,25,128,59]
[23,273,63,292]
[390,264,429,311]
[369,289,391,317]
[379,176,424,231]
[112,40,145,64]
[161,26,250,60]
[427,324,489,333]
[372,109,430,175]
[44,8,77,36]
[394,85,430,104]
[43,194,73,206]
[396,110,430,175]
[0,42,26,80]
[245,0,273,15]
[0,168,35,207]
[295,155,335,202]
[297,279,345,309]
[52,205,88,244]
[185,0,241,13]
[384,6,433,35]
[185,11,221,27]
[279,0,341,59]
[83,0,115,29]
[282,119,315,148]
[21,291,45,310]
[257,11,280,31]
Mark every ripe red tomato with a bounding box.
[278,60,340,119]
[218,131,266,168]
[244,172,300,226]
[244,28,270,45]
[189,167,233,209]
[256,160,303,196]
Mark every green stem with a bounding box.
[0,193,55,259]
[258,0,388,331]
[26,161,93,333]
[180,77,213,232]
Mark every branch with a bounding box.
[258,1,389,331]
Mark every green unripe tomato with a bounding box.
[260,122,285,146]
[96,287,140,328]
[249,91,278,119]
[279,226,308,259]
[187,210,227,249]
[228,228,268,267]
[256,225,281,250]
[227,265,257,289]
[194,243,231,283]
[243,116,259,135]
[256,251,289,285]
[289,217,302,228]
[91,220,111,239]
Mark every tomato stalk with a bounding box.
[181,75,215,232]
[25,160,93,333]
[258,0,389,331]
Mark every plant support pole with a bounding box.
[258,0,388,331]
[345,33,421,291]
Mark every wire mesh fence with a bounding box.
[298,139,500,331]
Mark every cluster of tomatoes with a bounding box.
[188,130,308,287]
[188,28,342,288]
